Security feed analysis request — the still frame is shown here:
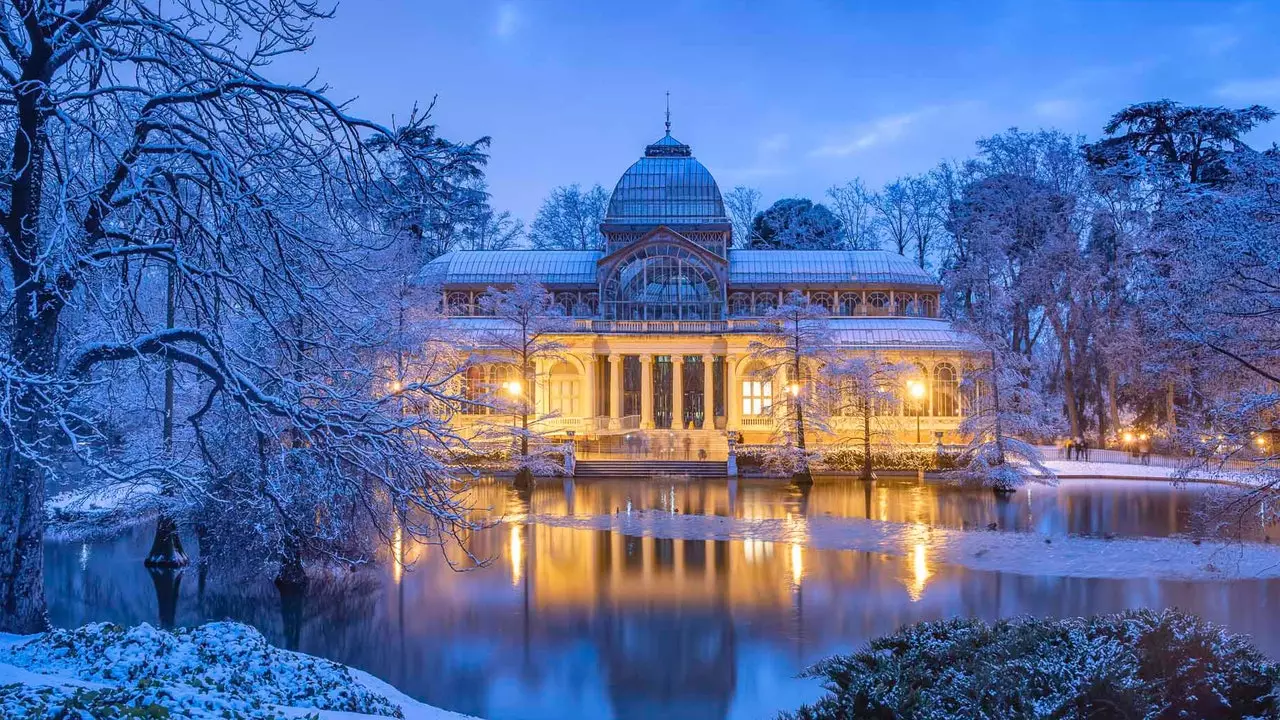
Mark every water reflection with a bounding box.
[464,475,1261,540]
[43,478,1280,720]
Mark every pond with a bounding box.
[44,477,1280,720]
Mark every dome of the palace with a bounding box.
[604,133,727,226]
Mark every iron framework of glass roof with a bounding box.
[604,134,728,226]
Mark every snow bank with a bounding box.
[524,510,1280,581]
[0,622,479,719]
[45,480,164,539]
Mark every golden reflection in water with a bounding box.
[908,542,931,602]
[510,523,523,587]
[791,542,803,587]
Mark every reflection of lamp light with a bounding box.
[791,542,803,587]
[509,523,523,587]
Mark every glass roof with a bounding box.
[427,249,939,288]
[604,134,728,226]
[423,250,601,285]
[727,250,935,286]
[825,318,981,349]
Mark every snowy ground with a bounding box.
[0,622,477,719]
[523,509,1280,582]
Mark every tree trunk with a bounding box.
[0,301,60,633]
[0,65,57,634]
[1047,314,1083,439]
[1165,380,1178,436]
[147,266,190,568]
[791,356,812,486]
[861,409,873,482]
[1108,370,1121,445]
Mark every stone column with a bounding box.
[725,355,739,431]
[581,355,595,426]
[640,354,654,429]
[608,353,622,424]
[672,355,684,430]
[702,354,716,430]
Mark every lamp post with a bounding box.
[504,379,529,487]
[907,380,926,444]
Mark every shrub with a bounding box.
[781,609,1279,720]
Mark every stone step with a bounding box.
[574,460,727,478]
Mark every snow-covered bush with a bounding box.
[0,621,403,718]
[781,609,1280,720]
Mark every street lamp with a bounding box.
[907,380,926,443]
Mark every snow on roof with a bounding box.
[825,318,981,350]
[424,250,601,286]
[727,250,936,286]
[443,316,979,350]
[426,249,939,288]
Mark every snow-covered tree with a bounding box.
[826,179,880,250]
[528,183,608,251]
[474,277,573,487]
[749,198,843,250]
[724,185,762,247]
[747,291,836,483]
[824,354,912,481]
[948,347,1059,493]
[0,1,479,633]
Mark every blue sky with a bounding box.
[284,1,1280,223]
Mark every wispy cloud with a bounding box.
[1217,77,1280,102]
[1031,98,1080,122]
[1189,23,1241,56]
[810,109,934,158]
[723,132,793,180]
[495,3,520,39]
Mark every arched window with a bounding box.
[933,363,958,417]
[547,361,581,417]
[601,244,722,320]
[867,292,891,316]
[838,292,862,316]
[461,365,487,414]
[728,292,752,317]
[902,295,920,316]
[576,293,599,317]
[810,292,834,313]
[754,292,778,313]
[446,292,471,316]
[920,295,937,318]
[554,292,577,316]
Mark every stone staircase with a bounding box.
[573,459,728,479]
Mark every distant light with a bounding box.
[1122,432,1134,444]
[1256,436,1268,447]
[788,383,800,396]
[505,380,522,395]
[389,380,402,392]
[907,380,926,399]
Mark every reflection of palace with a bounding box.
[428,125,977,447]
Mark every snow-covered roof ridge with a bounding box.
[426,248,939,288]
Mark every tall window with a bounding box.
[920,295,937,318]
[810,292,834,313]
[622,355,641,417]
[742,378,773,416]
[838,292,861,316]
[933,363,958,416]
[548,361,580,417]
[728,292,752,317]
[461,365,487,414]
[867,292,891,316]
[446,292,471,316]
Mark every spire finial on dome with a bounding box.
[665,91,671,135]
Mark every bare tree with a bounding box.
[0,1,477,633]
[905,175,941,269]
[724,185,762,247]
[875,179,912,256]
[826,179,880,250]
[528,184,608,250]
